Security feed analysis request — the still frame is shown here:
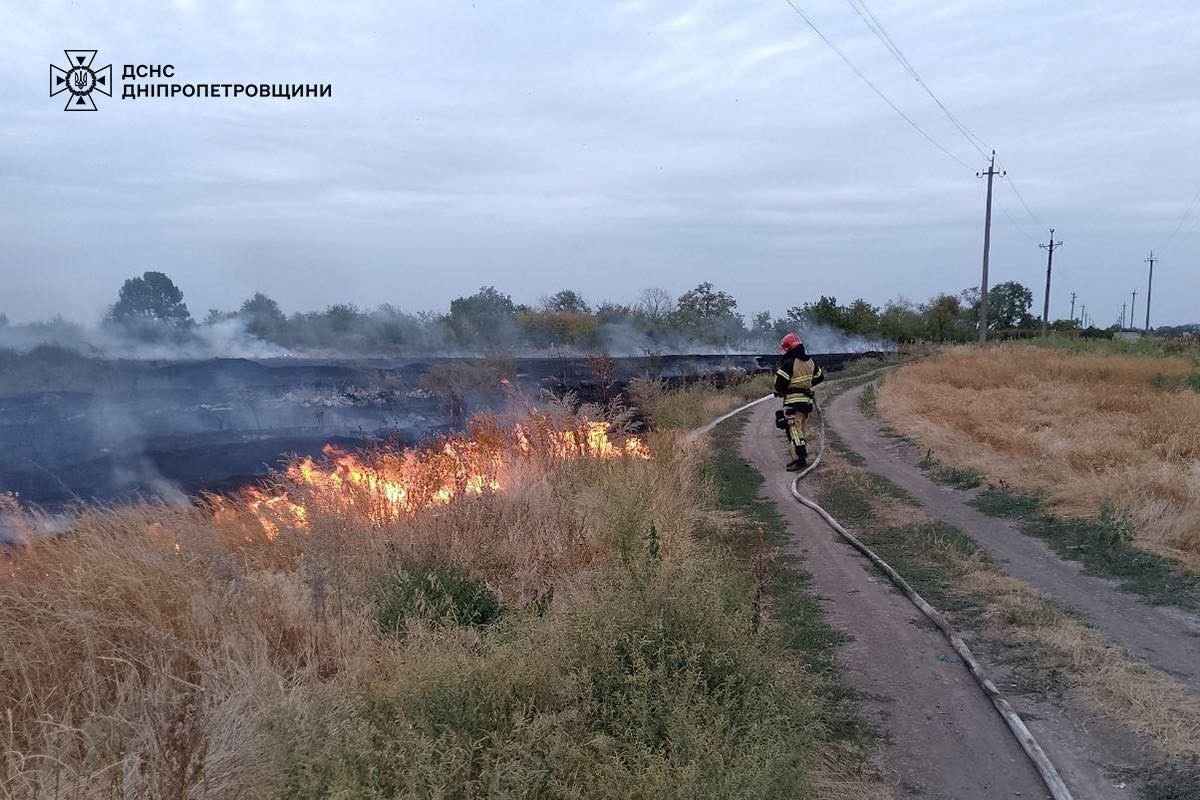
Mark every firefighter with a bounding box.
[774,332,824,471]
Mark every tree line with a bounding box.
[2,270,1118,356]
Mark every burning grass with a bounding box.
[877,344,1200,567]
[0,401,835,799]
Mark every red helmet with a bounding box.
[779,332,802,352]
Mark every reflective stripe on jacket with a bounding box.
[773,348,824,406]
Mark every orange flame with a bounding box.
[214,419,647,538]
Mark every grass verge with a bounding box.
[856,384,877,418]
[971,483,1200,611]
[703,416,887,796]
[809,416,1200,793]
[912,451,1200,612]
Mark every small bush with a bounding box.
[373,563,503,635]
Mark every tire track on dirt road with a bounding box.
[827,383,1200,691]
[740,402,1051,800]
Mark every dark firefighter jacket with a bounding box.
[774,347,825,407]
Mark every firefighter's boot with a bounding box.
[786,439,808,472]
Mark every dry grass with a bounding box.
[877,345,1200,565]
[629,373,772,432]
[815,440,1200,763]
[963,567,1200,760]
[0,415,705,797]
[868,496,932,528]
[0,401,850,800]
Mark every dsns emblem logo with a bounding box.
[50,50,112,111]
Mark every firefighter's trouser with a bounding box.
[783,401,812,461]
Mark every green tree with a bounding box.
[789,296,843,330]
[238,292,288,341]
[1050,318,1081,333]
[922,294,967,341]
[842,299,881,336]
[878,299,922,342]
[109,271,191,327]
[986,281,1035,330]
[670,282,745,344]
[541,289,591,315]
[323,304,360,335]
[517,309,600,348]
[447,286,519,350]
[595,301,635,324]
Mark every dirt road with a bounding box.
[741,402,1050,799]
[826,383,1200,690]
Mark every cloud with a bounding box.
[0,0,1198,327]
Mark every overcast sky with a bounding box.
[2,0,1198,327]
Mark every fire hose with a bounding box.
[694,374,1074,800]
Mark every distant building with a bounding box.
[1115,330,1144,342]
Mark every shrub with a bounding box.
[373,563,503,635]
[269,569,809,800]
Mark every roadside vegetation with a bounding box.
[0,379,877,799]
[877,343,1200,571]
[702,418,889,799]
[811,423,1200,798]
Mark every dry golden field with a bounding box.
[877,344,1200,567]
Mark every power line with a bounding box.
[998,168,1046,230]
[836,0,1051,237]
[842,0,990,158]
[994,194,1042,245]
[779,0,973,171]
[1159,183,1200,254]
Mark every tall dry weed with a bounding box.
[0,412,707,798]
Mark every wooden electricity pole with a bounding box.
[1131,290,1137,330]
[1039,229,1062,336]
[1144,252,1156,332]
[1069,292,1077,323]
[976,151,1005,343]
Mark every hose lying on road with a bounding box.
[696,375,1074,800]
[689,394,774,438]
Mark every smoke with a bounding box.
[85,395,191,506]
[593,321,890,358]
[0,299,892,361]
[0,508,72,546]
[786,323,894,355]
[0,317,288,359]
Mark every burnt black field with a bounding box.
[0,351,876,508]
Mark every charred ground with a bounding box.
[3,350,880,508]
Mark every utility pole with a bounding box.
[1080,304,1086,329]
[1144,252,1156,332]
[1069,292,1077,323]
[976,151,1005,343]
[1039,229,1062,336]
[1120,302,1127,329]
[1131,290,1137,330]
